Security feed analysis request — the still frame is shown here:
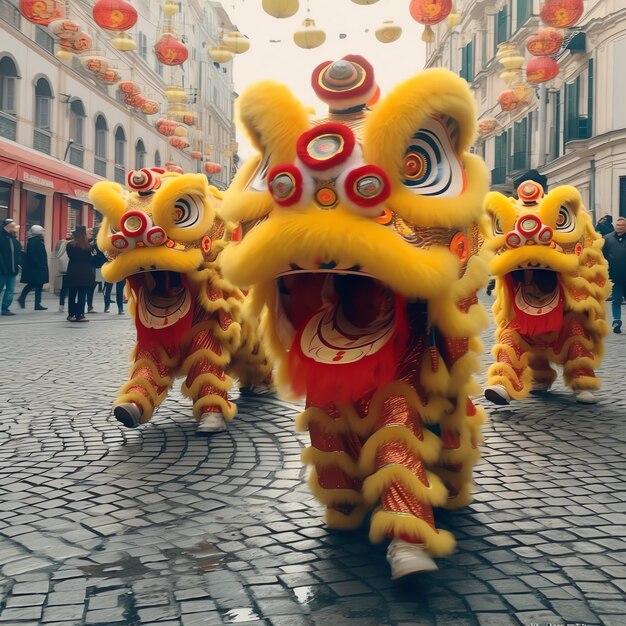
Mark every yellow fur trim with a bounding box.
[307,469,364,507]
[179,348,232,373]
[90,181,127,231]
[359,426,442,473]
[301,447,361,477]
[487,362,532,399]
[182,372,233,399]
[362,464,448,507]
[119,377,165,405]
[563,374,601,390]
[369,508,456,556]
[220,210,461,299]
[129,358,174,387]
[420,350,450,394]
[191,394,237,420]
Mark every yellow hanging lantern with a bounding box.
[293,18,326,49]
[222,31,250,54]
[164,85,187,103]
[174,125,188,137]
[208,45,234,63]
[163,0,178,16]
[56,49,73,61]
[262,0,298,18]
[375,20,402,43]
[446,12,461,27]
[111,32,137,51]
[351,0,380,4]
[500,68,523,84]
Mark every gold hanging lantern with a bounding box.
[351,0,380,4]
[262,0,299,18]
[163,0,178,16]
[208,45,234,63]
[293,18,326,49]
[446,12,461,27]
[222,31,250,54]
[164,85,187,103]
[111,32,137,51]
[375,20,402,43]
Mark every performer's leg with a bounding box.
[485,329,530,403]
[528,353,557,392]
[561,316,600,402]
[114,346,175,428]
[181,326,235,433]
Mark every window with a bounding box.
[460,41,474,83]
[509,116,530,173]
[492,132,508,185]
[548,89,562,162]
[67,198,83,233]
[135,139,146,170]
[564,59,594,142]
[0,55,18,141]
[516,0,532,30]
[114,126,126,184]
[70,99,86,145]
[34,78,52,129]
[24,190,45,233]
[0,0,21,28]
[138,31,148,59]
[495,8,508,49]
[0,180,11,223]
[94,115,108,177]
[34,77,52,154]
[35,26,54,54]
[154,150,161,168]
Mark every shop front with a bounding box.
[0,137,102,292]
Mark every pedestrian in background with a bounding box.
[54,232,71,313]
[103,280,125,315]
[86,226,106,313]
[0,218,22,316]
[603,216,626,334]
[596,215,614,236]
[65,225,95,323]
[17,224,49,311]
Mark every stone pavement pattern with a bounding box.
[0,292,625,626]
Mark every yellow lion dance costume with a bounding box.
[483,179,610,406]
[89,168,271,435]
[218,55,491,578]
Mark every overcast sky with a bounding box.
[224,0,429,157]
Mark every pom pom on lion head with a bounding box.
[219,55,491,401]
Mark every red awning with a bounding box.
[0,137,102,198]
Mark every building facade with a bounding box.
[0,0,238,289]
[425,0,626,224]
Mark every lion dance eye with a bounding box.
[492,216,503,235]
[127,168,161,193]
[267,164,304,207]
[173,195,202,228]
[556,204,576,232]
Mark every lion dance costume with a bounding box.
[483,180,610,406]
[218,55,491,577]
[89,169,271,434]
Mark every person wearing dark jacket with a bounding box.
[595,215,614,236]
[603,216,626,334]
[18,225,49,311]
[0,217,22,316]
[65,225,96,322]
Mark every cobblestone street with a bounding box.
[0,293,625,626]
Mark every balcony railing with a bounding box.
[68,145,84,169]
[33,128,51,155]
[0,111,17,141]
[114,165,125,184]
[94,156,107,177]
[491,166,507,185]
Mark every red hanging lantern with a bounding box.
[96,69,121,85]
[526,28,564,56]
[118,80,140,95]
[526,56,560,84]
[83,55,109,74]
[169,136,190,150]
[182,112,197,126]
[58,32,92,52]
[204,162,222,175]
[156,118,177,136]
[189,151,202,160]
[92,0,137,31]
[141,100,160,115]
[124,93,146,108]
[154,33,189,66]
[498,89,519,112]
[409,0,452,42]
[539,0,584,29]
[19,0,63,25]
[165,162,184,174]
[478,118,499,135]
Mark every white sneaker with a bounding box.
[196,412,227,434]
[484,384,511,405]
[59,305,65,313]
[531,380,552,392]
[113,402,141,428]
[574,390,598,404]
[386,539,438,579]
